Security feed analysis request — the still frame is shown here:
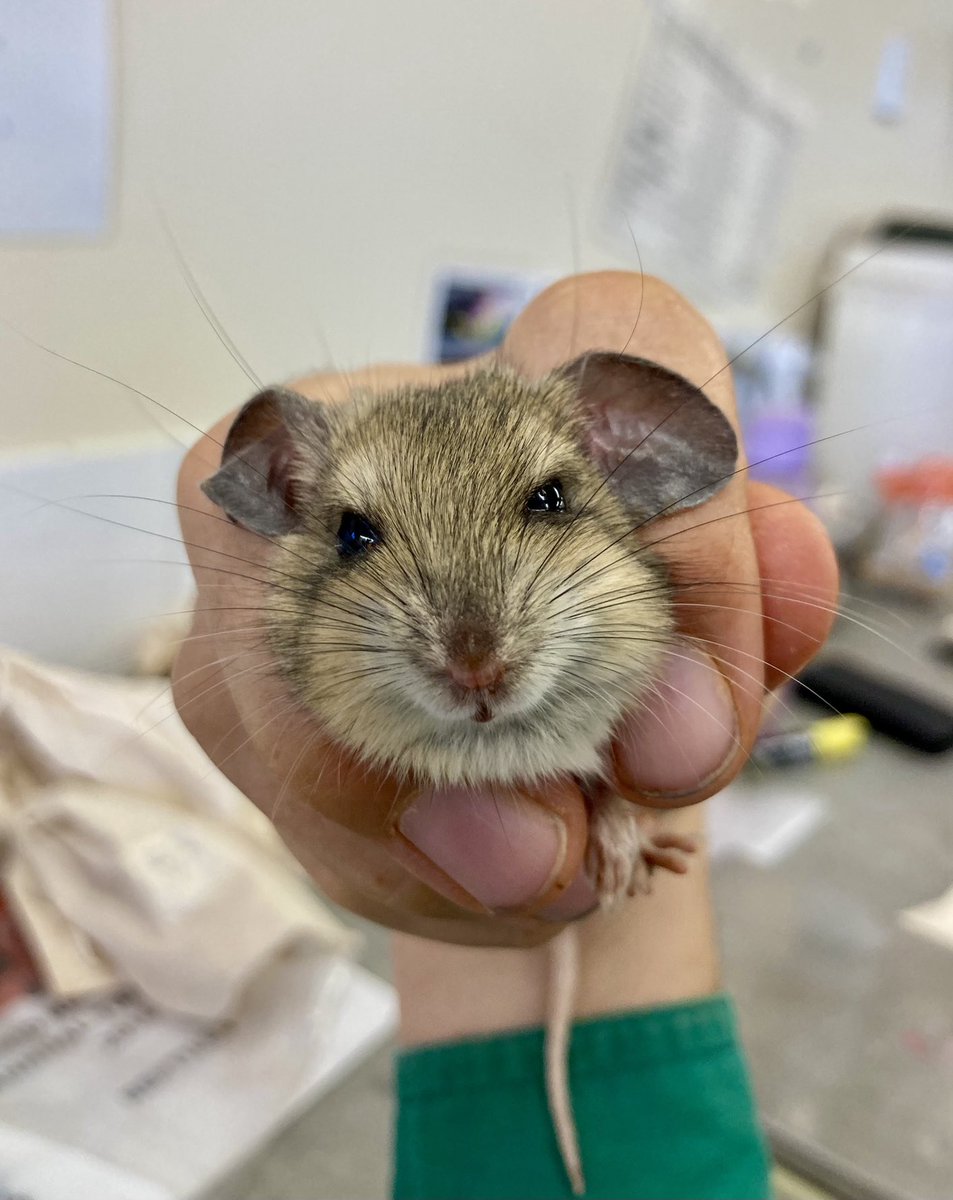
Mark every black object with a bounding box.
[796,658,953,754]
[876,217,953,247]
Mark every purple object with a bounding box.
[744,412,816,498]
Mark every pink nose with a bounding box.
[445,655,506,693]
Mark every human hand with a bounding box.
[172,272,837,947]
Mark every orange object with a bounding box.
[878,457,953,505]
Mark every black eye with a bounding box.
[337,511,382,558]
[526,479,567,514]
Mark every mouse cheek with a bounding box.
[545,563,671,722]
[514,654,561,716]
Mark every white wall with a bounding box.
[0,0,951,452]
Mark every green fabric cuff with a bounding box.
[394,995,771,1200]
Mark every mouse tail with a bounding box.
[546,925,586,1196]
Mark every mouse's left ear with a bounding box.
[561,351,739,518]
[201,387,328,536]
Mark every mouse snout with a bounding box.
[445,653,507,693]
[442,623,507,694]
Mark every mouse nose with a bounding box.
[445,653,507,693]
[443,623,506,693]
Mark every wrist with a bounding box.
[393,807,718,1048]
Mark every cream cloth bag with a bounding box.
[0,648,354,1018]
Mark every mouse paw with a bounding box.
[586,796,698,907]
[585,795,651,905]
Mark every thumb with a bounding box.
[393,780,591,917]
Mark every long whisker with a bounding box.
[57,492,337,576]
[16,490,407,633]
[0,316,223,453]
[699,221,921,394]
[158,206,263,391]
[546,491,833,610]
[271,723,326,822]
[618,216,646,358]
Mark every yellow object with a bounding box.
[809,714,870,763]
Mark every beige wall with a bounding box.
[1,0,950,451]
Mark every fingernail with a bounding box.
[538,868,600,922]
[398,787,567,910]
[618,645,738,799]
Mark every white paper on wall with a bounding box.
[0,0,112,236]
[603,3,802,303]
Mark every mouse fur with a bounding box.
[203,355,737,791]
[241,367,667,785]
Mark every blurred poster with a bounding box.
[604,4,801,301]
[427,268,555,364]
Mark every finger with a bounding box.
[608,486,837,806]
[650,832,699,852]
[613,640,742,804]
[746,481,839,692]
[642,847,691,874]
[394,780,588,914]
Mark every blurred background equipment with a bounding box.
[813,218,953,503]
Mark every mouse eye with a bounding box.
[337,511,382,558]
[526,478,567,515]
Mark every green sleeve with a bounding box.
[394,995,771,1200]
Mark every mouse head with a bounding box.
[202,353,737,785]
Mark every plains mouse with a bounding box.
[201,350,738,1192]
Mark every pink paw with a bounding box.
[585,795,697,907]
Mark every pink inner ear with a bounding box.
[586,403,650,474]
[564,352,667,472]
[265,436,299,513]
[222,388,293,461]
[202,386,324,536]
[562,351,738,516]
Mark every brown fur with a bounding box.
[266,364,673,787]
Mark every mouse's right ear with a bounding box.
[201,387,328,536]
[560,351,738,518]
